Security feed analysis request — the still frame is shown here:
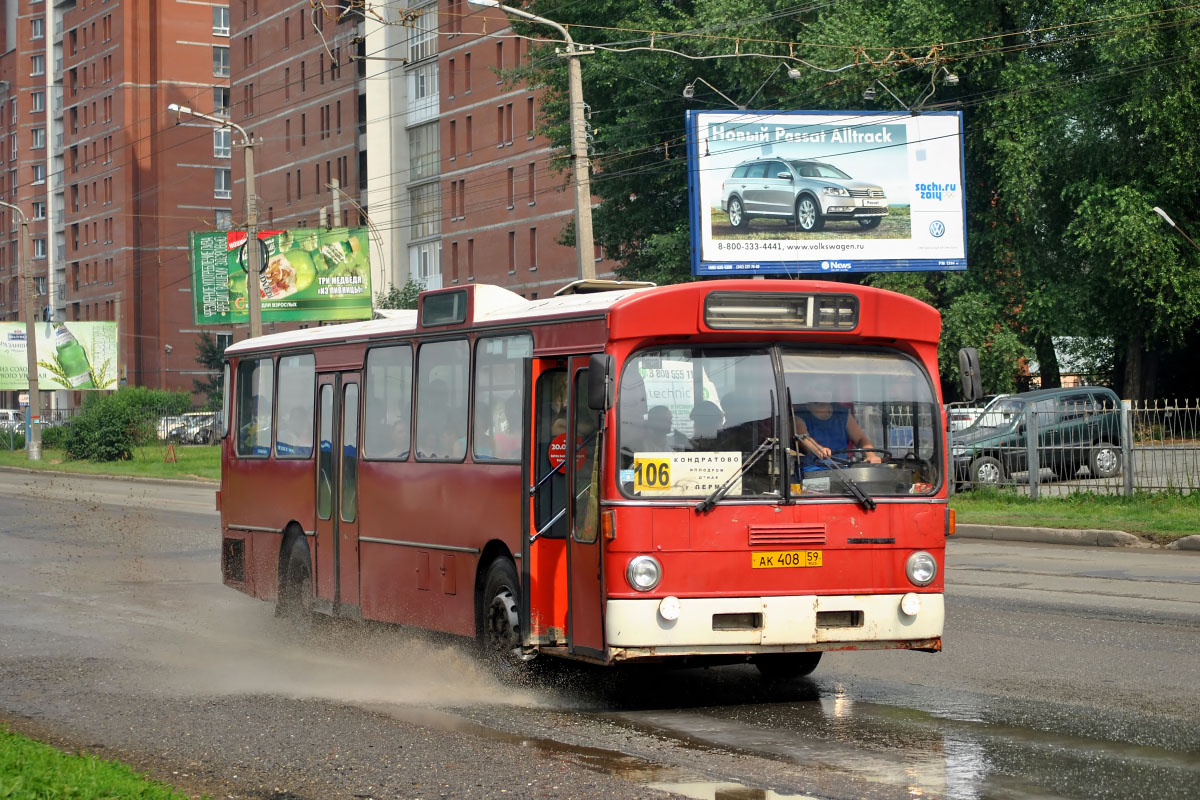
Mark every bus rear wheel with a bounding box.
[753,652,822,680]
[479,558,524,668]
[276,537,314,628]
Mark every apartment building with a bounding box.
[0,0,233,404]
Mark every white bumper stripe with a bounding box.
[606,594,944,648]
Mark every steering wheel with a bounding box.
[827,447,892,465]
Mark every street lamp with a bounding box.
[167,103,264,338]
[0,199,41,460]
[467,0,595,280]
[1152,206,1200,252]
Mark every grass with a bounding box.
[0,724,204,799]
[0,444,219,482]
[951,489,1200,543]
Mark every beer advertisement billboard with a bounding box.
[686,110,967,276]
[189,228,373,325]
[0,321,119,390]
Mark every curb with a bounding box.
[1165,535,1200,551]
[956,523,1143,548]
[0,464,217,488]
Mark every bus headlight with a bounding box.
[905,551,938,586]
[626,556,662,592]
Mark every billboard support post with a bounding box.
[0,200,40,460]
[168,103,262,338]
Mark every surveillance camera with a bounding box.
[164,344,173,354]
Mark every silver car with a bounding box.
[721,158,888,232]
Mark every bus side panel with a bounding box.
[221,454,317,601]
[356,461,524,636]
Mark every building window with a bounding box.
[32,164,45,185]
[506,167,514,209]
[215,168,232,199]
[527,96,535,137]
[214,87,230,117]
[495,41,504,75]
[212,6,229,36]
[243,83,254,116]
[451,241,459,281]
[408,3,437,62]
[467,237,474,279]
[33,239,46,259]
[465,114,473,153]
[507,231,516,273]
[32,202,45,220]
[31,18,44,39]
[529,227,537,270]
[214,129,231,158]
[244,34,254,66]
[31,128,45,150]
[408,122,439,181]
[464,52,472,92]
[448,119,456,159]
[527,163,536,204]
[448,57,455,97]
[31,91,44,113]
[300,61,306,91]
[213,46,230,77]
[31,55,45,76]
[409,183,440,239]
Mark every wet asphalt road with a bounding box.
[0,469,1197,800]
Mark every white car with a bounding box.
[947,394,1009,431]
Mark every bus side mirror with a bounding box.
[958,347,982,403]
[588,354,613,411]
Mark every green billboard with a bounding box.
[190,228,373,325]
[0,321,119,390]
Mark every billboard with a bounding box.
[0,321,119,390]
[190,228,373,325]
[686,110,967,275]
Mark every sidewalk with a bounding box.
[957,523,1200,551]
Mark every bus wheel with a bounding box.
[753,652,822,680]
[276,538,314,628]
[480,558,523,667]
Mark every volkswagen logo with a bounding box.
[929,220,946,238]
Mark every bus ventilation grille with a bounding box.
[747,524,826,547]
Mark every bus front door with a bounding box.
[524,357,603,658]
[314,373,362,615]
[566,358,604,657]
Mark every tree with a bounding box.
[192,332,225,409]
[375,277,425,310]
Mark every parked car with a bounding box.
[721,158,889,232]
[0,409,21,432]
[947,394,1009,431]
[952,386,1122,487]
[169,412,219,444]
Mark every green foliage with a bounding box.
[64,388,191,462]
[0,724,201,799]
[375,277,425,310]
[192,332,226,410]
[39,425,70,450]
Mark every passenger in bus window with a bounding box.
[417,379,461,458]
[793,376,879,471]
[644,405,685,451]
[689,400,725,444]
[474,399,494,458]
[492,392,523,459]
[277,406,313,457]
[385,419,409,458]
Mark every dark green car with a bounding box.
[952,387,1122,487]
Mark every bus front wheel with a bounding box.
[753,652,822,680]
[479,558,523,667]
[276,537,314,628]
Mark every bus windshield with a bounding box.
[617,347,941,500]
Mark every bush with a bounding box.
[64,387,192,461]
[39,424,70,449]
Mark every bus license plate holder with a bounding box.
[751,551,822,569]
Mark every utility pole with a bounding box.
[0,200,41,460]
[467,0,596,280]
[168,104,263,338]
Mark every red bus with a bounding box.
[218,279,951,678]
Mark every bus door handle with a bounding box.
[531,508,566,542]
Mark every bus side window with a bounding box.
[473,333,531,461]
[416,339,468,461]
[235,357,274,457]
[363,345,413,460]
[341,383,359,523]
[275,354,315,458]
[317,385,334,520]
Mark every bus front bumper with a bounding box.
[605,593,943,653]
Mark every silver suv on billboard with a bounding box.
[720,158,889,232]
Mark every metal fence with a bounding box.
[952,399,1200,495]
[1,404,220,452]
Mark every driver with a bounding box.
[793,375,881,471]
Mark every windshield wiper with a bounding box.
[694,436,777,515]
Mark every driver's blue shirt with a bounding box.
[795,404,851,473]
